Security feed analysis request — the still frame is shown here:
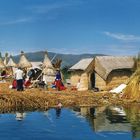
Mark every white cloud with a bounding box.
[28,0,84,14]
[101,44,139,56]
[103,31,140,42]
[0,17,33,25]
[29,4,66,14]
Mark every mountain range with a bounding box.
[13,51,105,68]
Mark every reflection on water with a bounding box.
[73,105,140,140]
[0,105,140,140]
[55,108,61,118]
[16,112,26,121]
[73,106,130,132]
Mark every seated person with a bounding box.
[52,81,56,89]
[24,78,32,88]
[1,70,7,80]
[38,81,46,88]
[12,79,17,89]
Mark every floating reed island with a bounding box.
[0,82,137,112]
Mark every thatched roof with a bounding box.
[18,51,32,68]
[95,56,134,80]
[69,58,93,71]
[6,55,17,67]
[70,56,134,80]
[42,51,55,75]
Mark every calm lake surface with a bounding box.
[0,105,140,140]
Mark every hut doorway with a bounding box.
[90,72,95,88]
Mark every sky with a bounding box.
[0,0,140,56]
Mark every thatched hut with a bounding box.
[42,51,56,83]
[6,55,17,75]
[18,51,32,68]
[70,58,94,91]
[69,56,134,91]
[7,55,17,67]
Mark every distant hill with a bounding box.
[13,51,106,68]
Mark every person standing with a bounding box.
[55,70,62,91]
[14,67,24,91]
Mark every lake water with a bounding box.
[0,105,140,140]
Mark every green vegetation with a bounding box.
[61,66,71,82]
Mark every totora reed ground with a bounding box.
[0,82,138,113]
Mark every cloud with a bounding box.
[29,4,66,14]
[28,0,84,14]
[101,44,139,56]
[0,17,33,25]
[0,1,84,25]
[103,31,140,42]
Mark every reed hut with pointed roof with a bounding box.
[6,55,17,75]
[69,56,134,91]
[42,51,56,83]
[7,55,17,67]
[18,51,32,68]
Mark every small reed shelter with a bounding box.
[18,51,32,68]
[69,56,134,91]
[42,51,56,84]
[6,55,17,75]
[7,55,17,68]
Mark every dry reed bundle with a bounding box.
[123,68,140,101]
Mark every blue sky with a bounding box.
[0,0,140,56]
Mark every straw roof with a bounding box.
[69,58,93,71]
[95,56,134,80]
[6,55,17,67]
[70,56,134,80]
[42,51,55,75]
[18,51,32,68]
[42,51,53,68]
